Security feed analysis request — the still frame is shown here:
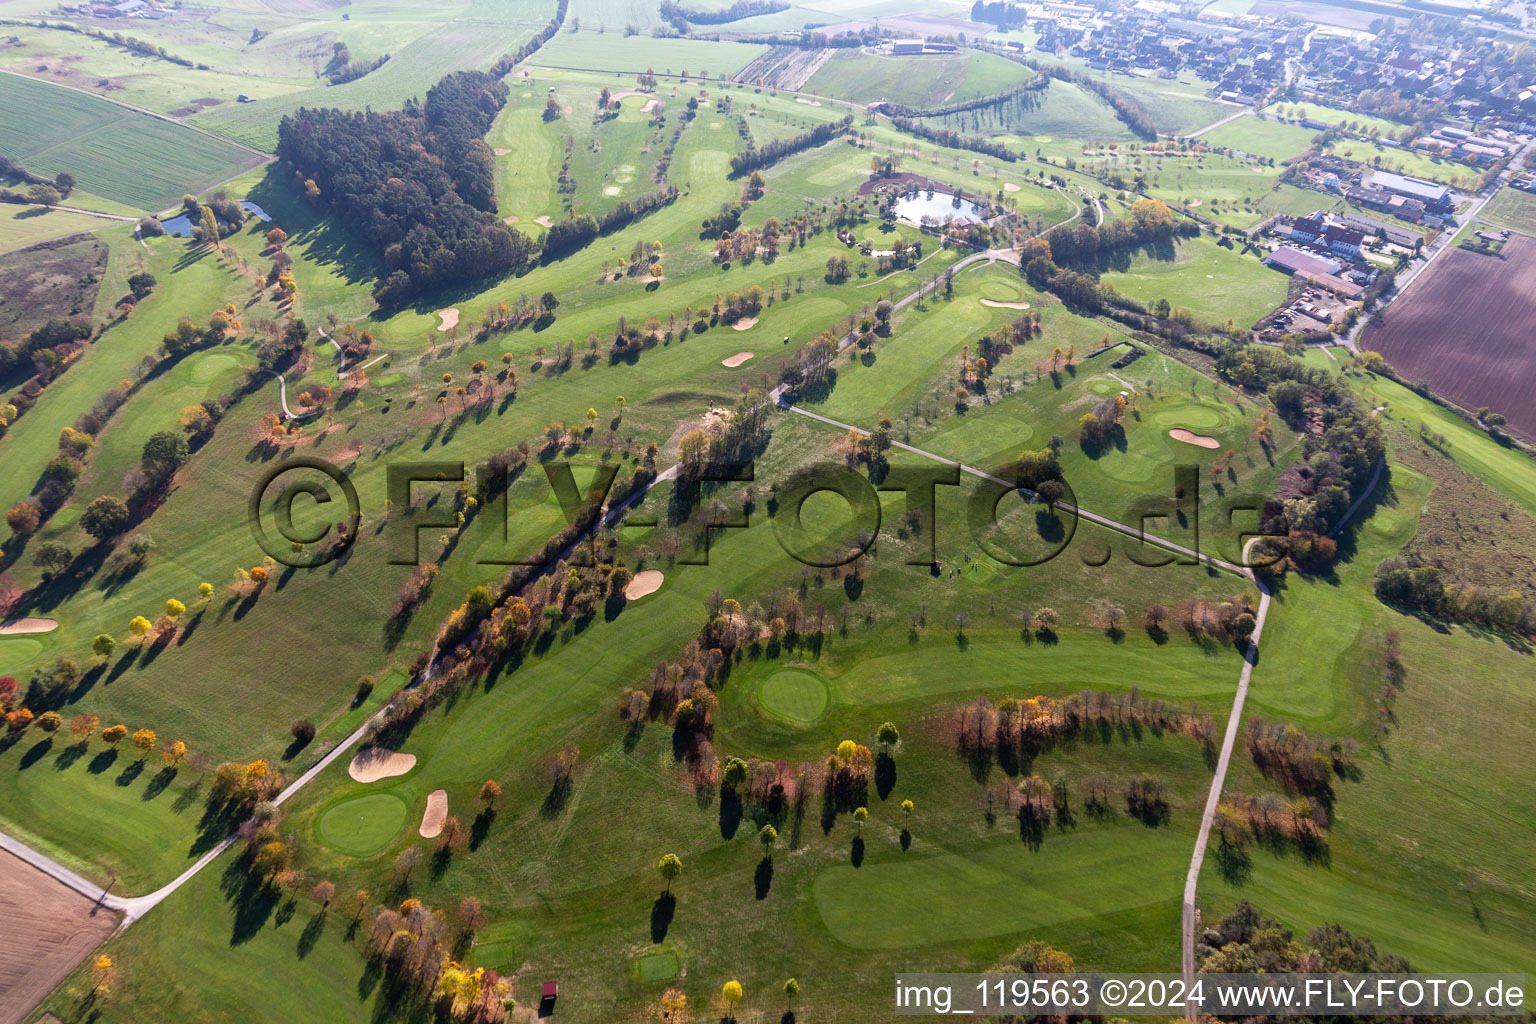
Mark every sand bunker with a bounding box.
[436,308,460,333]
[732,317,758,331]
[1187,198,1202,207]
[1169,428,1221,449]
[0,617,58,635]
[534,215,554,228]
[642,98,660,113]
[419,789,448,838]
[1003,182,1020,192]
[349,747,417,783]
[980,298,1031,310]
[503,215,519,224]
[625,569,664,600]
[795,97,822,106]
[722,351,754,367]
[493,148,512,156]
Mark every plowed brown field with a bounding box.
[1361,234,1536,439]
[0,852,120,1024]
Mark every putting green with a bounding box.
[191,351,238,384]
[760,668,830,723]
[979,277,1024,301]
[1151,404,1225,430]
[0,637,45,667]
[317,793,409,857]
[631,950,680,984]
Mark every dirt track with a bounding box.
[0,850,120,1024]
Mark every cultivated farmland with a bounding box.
[0,73,263,212]
[1360,233,1536,438]
[0,851,121,1024]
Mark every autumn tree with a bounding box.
[92,634,117,659]
[101,724,129,746]
[161,739,187,767]
[132,728,156,757]
[876,721,900,751]
[758,822,778,858]
[722,980,743,1021]
[784,978,800,1013]
[657,852,682,893]
[479,779,501,807]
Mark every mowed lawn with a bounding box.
[1100,233,1288,327]
[0,205,112,255]
[0,73,264,212]
[805,48,1029,107]
[1478,186,1536,237]
[1200,115,1319,163]
[532,31,768,76]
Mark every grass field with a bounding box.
[0,205,111,256]
[0,72,263,211]
[804,48,1029,108]
[1200,115,1319,163]
[1204,400,1536,971]
[192,21,544,152]
[533,31,768,77]
[1099,232,1289,327]
[1477,186,1536,236]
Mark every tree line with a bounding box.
[876,77,1048,120]
[886,114,1018,163]
[659,0,788,27]
[489,0,568,78]
[728,116,853,177]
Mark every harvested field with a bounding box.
[1360,235,1536,439]
[735,46,835,91]
[0,851,120,1024]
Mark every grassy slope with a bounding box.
[1204,403,1536,971]
[1200,115,1319,163]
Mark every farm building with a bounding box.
[1322,225,1365,258]
[1368,171,1451,208]
[892,40,926,54]
[1338,213,1421,249]
[1266,245,1342,278]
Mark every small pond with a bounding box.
[890,189,986,225]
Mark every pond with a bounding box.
[890,189,986,225]
[156,200,269,238]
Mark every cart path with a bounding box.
[0,707,383,923]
